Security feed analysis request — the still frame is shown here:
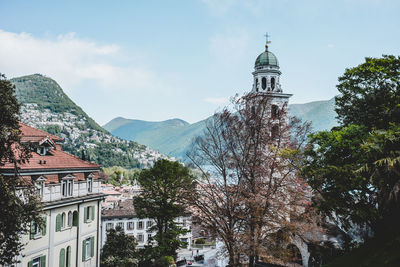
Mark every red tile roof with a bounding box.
[19,123,63,143]
[0,123,99,171]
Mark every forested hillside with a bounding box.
[12,74,167,169]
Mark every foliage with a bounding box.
[335,55,400,130]
[304,56,400,236]
[0,74,43,265]
[187,93,320,267]
[102,166,141,185]
[195,238,206,244]
[133,159,195,260]
[11,74,106,133]
[101,227,138,267]
[134,159,194,259]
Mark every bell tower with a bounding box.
[252,33,292,106]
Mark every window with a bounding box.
[271,77,275,90]
[87,177,93,193]
[255,78,259,92]
[147,234,152,243]
[137,234,144,243]
[138,221,144,230]
[262,77,266,90]
[67,211,73,227]
[116,222,124,230]
[82,237,94,261]
[84,206,95,223]
[127,221,134,230]
[31,255,45,267]
[271,105,279,119]
[146,221,153,229]
[36,181,44,197]
[62,179,73,197]
[66,246,71,267]
[30,221,42,239]
[61,212,66,229]
[271,125,279,139]
[106,223,114,230]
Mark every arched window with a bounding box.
[271,105,279,118]
[59,248,65,267]
[255,78,259,92]
[72,211,79,227]
[67,211,72,227]
[262,77,266,90]
[271,77,275,90]
[61,212,66,228]
[66,246,71,267]
[271,125,279,139]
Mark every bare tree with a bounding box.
[187,93,319,266]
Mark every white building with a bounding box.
[0,123,105,267]
[101,199,192,249]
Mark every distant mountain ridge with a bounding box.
[12,74,168,168]
[104,97,338,159]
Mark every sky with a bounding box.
[1,0,399,125]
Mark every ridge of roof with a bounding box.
[19,122,63,142]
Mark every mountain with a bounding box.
[12,74,168,169]
[289,97,338,132]
[104,98,338,159]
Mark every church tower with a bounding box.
[251,34,292,107]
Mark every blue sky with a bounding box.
[1,0,399,125]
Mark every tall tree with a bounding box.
[101,227,138,267]
[133,159,195,261]
[304,55,400,235]
[187,93,318,267]
[335,55,400,130]
[0,74,42,265]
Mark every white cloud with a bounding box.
[327,44,335,48]
[0,30,165,93]
[204,97,228,105]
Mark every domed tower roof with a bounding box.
[255,50,279,68]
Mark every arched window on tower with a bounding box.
[271,77,275,90]
[271,125,279,139]
[262,77,266,90]
[255,78,259,92]
[271,105,279,119]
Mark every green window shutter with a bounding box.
[29,222,35,239]
[28,260,33,267]
[90,237,95,257]
[82,240,86,261]
[84,207,88,223]
[67,246,71,267]
[41,255,46,267]
[56,214,61,232]
[42,216,47,236]
[59,248,65,267]
[91,206,95,221]
[73,211,79,227]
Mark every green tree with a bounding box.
[0,74,42,265]
[133,159,195,261]
[335,55,400,130]
[304,55,400,234]
[101,227,138,267]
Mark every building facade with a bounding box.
[101,199,192,250]
[0,124,105,267]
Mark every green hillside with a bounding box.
[12,74,164,169]
[104,97,338,159]
[11,74,106,133]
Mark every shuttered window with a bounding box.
[59,248,65,267]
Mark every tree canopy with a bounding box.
[101,226,138,267]
[133,159,195,262]
[304,55,400,236]
[0,74,42,265]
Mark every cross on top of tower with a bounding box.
[264,32,271,51]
